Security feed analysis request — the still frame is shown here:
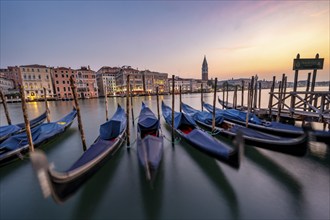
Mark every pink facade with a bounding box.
[52,67,76,100]
[75,66,98,98]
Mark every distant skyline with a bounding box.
[1,1,329,82]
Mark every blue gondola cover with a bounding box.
[100,105,126,140]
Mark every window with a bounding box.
[63,81,65,84]
[62,74,64,77]
[56,81,59,84]
[66,74,68,78]
[33,75,35,79]
[55,74,58,78]
[28,75,31,80]
[32,69,34,72]
[24,75,27,79]
[46,75,49,79]
[37,69,40,72]
[68,87,70,91]
[38,75,41,79]
[63,87,66,92]
[57,87,60,92]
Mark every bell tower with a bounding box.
[202,55,208,81]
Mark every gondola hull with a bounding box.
[0,109,77,166]
[31,104,127,203]
[162,101,242,168]
[0,111,48,143]
[137,102,164,182]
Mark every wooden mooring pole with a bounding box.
[258,82,261,109]
[126,75,130,146]
[104,84,109,121]
[303,72,311,112]
[222,83,225,109]
[212,78,218,131]
[246,83,251,128]
[226,82,229,108]
[156,86,160,120]
[43,88,50,123]
[70,76,87,151]
[18,84,34,152]
[201,83,203,111]
[171,75,175,143]
[276,81,283,122]
[0,89,11,125]
[233,85,237,109]
[241,80,244,108]
[268,76,276,118]
[179,85,182,112]
[130,83,134,126]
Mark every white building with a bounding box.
[20,64,55,100]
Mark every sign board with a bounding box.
[293,58,324,70]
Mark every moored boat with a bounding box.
[182,102,308,156]
[0,108,77,166]
[137,102,163,182]
[162,101,242,168]
[30,104,126,203]
[0,111,48,143]
[204,101,330,143]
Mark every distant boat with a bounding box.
[162,101,242,168]
[137,102,163,183]
[0,111,48,143]
[0,108,77,166]
[203,101,330,144]
[30,104,126,203]
[182,102,308,156]
[218,97,247,110]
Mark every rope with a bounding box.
[163,134,181,144]
[206,129,221,136]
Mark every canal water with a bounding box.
[0,90,329,220]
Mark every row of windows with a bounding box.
[56,80,70,85]
[22,68,48,72]
[57,87,71,92]
[23,74,49,80]
[54,74,74,78]
[54,70,74,74]
[26,90,51,95]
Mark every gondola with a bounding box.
[182,102,308,156]
[30,104,126,203]
[161,101,242,168]
[218,97,247,110]
[137,102,163,182]
[0,111,48,143]
[0,108,77,166]
[204,101,330,143]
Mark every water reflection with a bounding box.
[307,142,330,167]
[179,140,239,219]
[72,147,125,220]
[245,146,303,215]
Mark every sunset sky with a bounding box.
[1,1,329,82]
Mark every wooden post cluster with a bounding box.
[0,89,11,125]
[70,76,87,151]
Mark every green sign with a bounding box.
[293,58,324,70]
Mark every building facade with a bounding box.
[96,66,121,96]
[140,70,168,94]
[0,66,21,89]
[75,66,98,98]
[20,64,55,100]
[52,67,76,100]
